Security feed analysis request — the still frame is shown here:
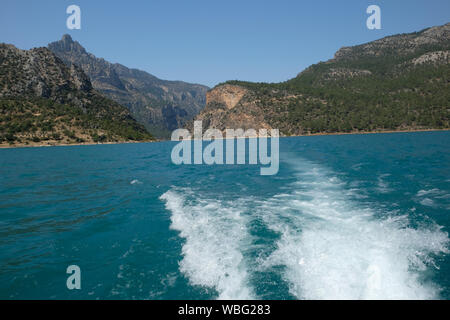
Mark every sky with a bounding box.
[1,0,449,87]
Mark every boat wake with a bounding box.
[160,158,449,299]
[160,189,254,299]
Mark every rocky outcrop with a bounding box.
[321,68,372,81]
[206,84,248,110]
[191,85,283,133]
[412,50,449,65]
[0,44,92,100]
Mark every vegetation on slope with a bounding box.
[202,24,450,135]
[0,44,153,146]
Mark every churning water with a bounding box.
[1,131,449,299]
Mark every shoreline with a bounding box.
[0,128,448,149]
[286,128,450,138]
[0,139,157,149]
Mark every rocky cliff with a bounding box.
[192,84,272,132]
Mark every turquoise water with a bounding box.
[0,131,449,300]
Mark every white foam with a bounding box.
[417,189,441,197]
[377,174,392,193]
[160,190,254,299]
[420,198,435,207]
[259,159,449,300]
[160,158,449,300]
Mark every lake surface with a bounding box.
[1,131,449,299]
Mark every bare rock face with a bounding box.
[191,85,276,133]
[0,44,92,101]
[206,84,247,110]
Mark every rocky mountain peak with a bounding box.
[47,35,209,138]
[49,34,87,56]
[62,34,73,43]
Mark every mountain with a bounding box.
[48,35,209,138]
[194,23,450,135]
[0,44,153,146]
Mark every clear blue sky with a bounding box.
[1,0,449,87]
